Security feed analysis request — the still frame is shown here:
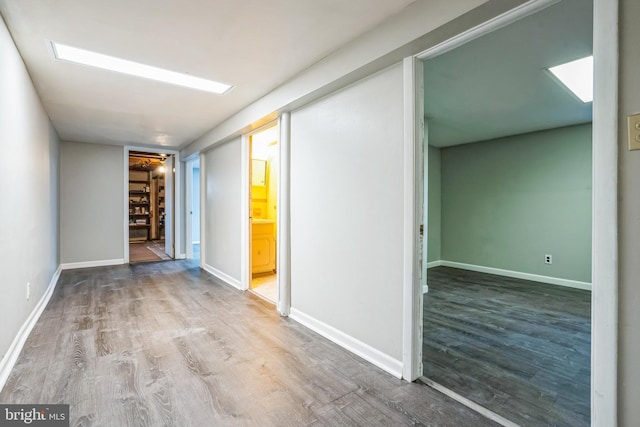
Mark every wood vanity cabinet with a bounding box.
[252,221,276,274]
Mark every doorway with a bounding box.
[248,124,279,303]
[416,0,593,425]
[128,151,175,263]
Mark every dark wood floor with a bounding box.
[1,260,497,427]
[129,240,171,263]
[423,267,591,427]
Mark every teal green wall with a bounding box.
[440,124,592,282]
[427,145,442,262]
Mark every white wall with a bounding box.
[203,138,242,286]
[60,142,124,265]
[192,167,200,243]
[290,65,405,365]
[0,16,59,362]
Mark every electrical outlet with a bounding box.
[544,254,553,265]
[628,113,640,151]
[26,282,30,300]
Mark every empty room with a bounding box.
[421,0,592,425]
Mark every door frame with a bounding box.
[123,146,183,263]
[241,120,287,311]
[185,156,200,259]
[402,0,618,424]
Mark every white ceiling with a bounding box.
[424,0,593,147]
[0,0,414,148]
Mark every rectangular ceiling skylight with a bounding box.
[548,56,593,103]
[50,41,233,95]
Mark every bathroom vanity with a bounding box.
[251,219,276,274]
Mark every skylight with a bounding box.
[548,56,593,103]
[50,41,233,95]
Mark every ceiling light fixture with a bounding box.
[49,41,233,95]
[548,56,593,103]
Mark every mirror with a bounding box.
[252,159,267,186]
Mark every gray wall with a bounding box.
[290,65,404,362]
[60,142,124,264]
[619,0,640,422]
[203,138,242,282]
[427,146,442,262]
[0,16,59,361]
[440,124,592,282]
[192,167,200,243]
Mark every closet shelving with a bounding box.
[129,171,151,242]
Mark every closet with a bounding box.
[128,151,167,243]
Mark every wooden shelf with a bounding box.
[129,169,152,242]
[153,175,166,240]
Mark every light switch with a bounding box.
[628,113,640,151]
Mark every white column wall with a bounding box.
[202,138,243,288]
[289,64,405,373]
[60,142,124,265]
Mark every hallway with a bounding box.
[0,260,494,426]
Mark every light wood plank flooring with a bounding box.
[423,266,591,427]
[251,274,277,303]
[1,260,496,427]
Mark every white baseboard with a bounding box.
[289,308,403,379]
[426,260,442,269]
[203,264,243,291]
[439,260,592,291]
[60,259,124,270]
[0,265,62,393]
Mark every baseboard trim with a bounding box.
[203,264,243,291]
[439,260,592,291]
[60,259,124,270]
[426,260,442,269]
[0,265,62,393]
[289,308,403,379]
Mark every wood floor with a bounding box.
[423,267,591,427]
[129,240,171,263]
[251,273,277,303]
[1,260,496,427]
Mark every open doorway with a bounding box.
[419,0,593,425]
[186,157,201,263]
[128,151,175,263]
[248,124,279,303]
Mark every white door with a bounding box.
[165,155,174,258]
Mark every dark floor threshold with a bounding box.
[417,377,520,427]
